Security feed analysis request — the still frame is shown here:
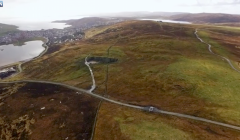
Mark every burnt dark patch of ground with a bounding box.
[0,83,100,140]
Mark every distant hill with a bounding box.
[0,23,19,37]
[54,12,240,26]
[53,12,189,29]
[54,17,128,28]
[170,13,240,23]
[96,11,188,18]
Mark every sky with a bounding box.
[0,0,240,21]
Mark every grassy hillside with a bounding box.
[5,20,240,139]
[0,23,19,36]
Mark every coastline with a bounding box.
[0,37,49,77]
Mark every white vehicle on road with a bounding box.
[149,106,154,112]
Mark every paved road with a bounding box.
[195,29,240,73]
[1,80,240,131]
[85,56,96,92]
[0,80,143,110]
[155,108,240,130]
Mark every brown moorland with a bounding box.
[198,27,240,62]
[3,20,240,139]
[0,83,100,140]
[170,13,240,23]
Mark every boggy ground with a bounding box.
[0,83,100,140]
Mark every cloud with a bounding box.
[182,0,240,6]
[0,0,240,20]
[4,0,30,4]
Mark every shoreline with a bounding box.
[0,38,49,77]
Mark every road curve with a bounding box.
[1,80,240,131]
[85,56,96,92]
[195,29,240,73]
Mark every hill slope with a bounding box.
[0,23,19,37]
[5,20,240,139]
[54,17,126,28]
[170,13,240,23]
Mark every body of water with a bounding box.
[141,18,191,24]
[15,21,71,30]
[0,15,88,30]
[0,41,45,67]
[1,19,71,30]
[0,16,86,30]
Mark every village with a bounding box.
[0,17,126,46]
[0,17,127,79]
[0,27,84,46]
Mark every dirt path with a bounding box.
[85,55,96,92]
[195,29,240,73]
